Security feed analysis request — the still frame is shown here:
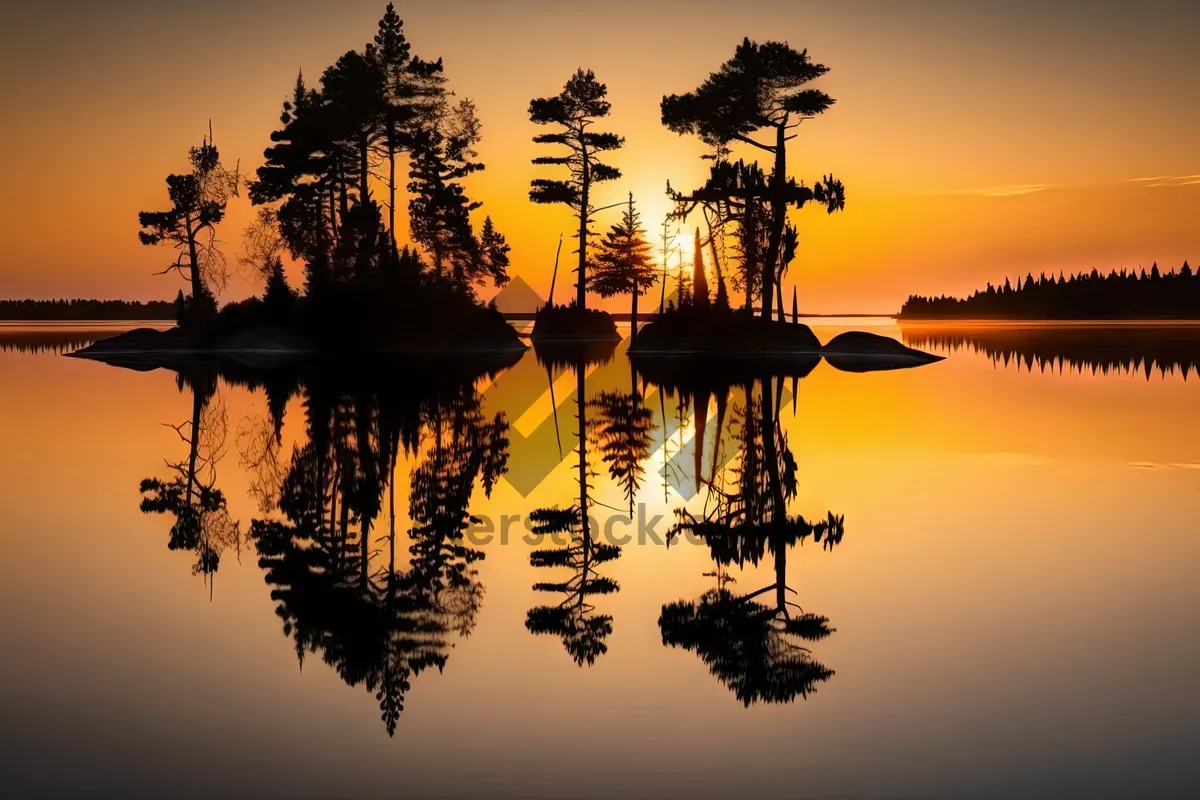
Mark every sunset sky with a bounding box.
[1,0,1197,312]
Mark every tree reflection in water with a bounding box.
[139,373,242,589]
[525,342,626,666]
[656,375,843,706]
[248,367,509,735]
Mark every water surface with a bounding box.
[1,320,1197,798]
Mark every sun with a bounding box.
[667,229,695,267]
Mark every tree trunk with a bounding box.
[743,203,757,313]
[775,546,788,615]
[186,222,203,302]
[338,159,349,219]
[361,517,371,591]
[388,462,395,586]
[761,379,784,517]
[660,259,668,313]
[706,209,727,307]
[630,290,638,339]
[185,387,203,510]
[548,234,562,307]
[359,133,370,206]
[329,182,339,245]
[576,363,589,556]
[387,122,397,248]
[760,123,788,320]
[577,140,589,311]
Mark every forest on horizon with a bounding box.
[900,262,1200,320]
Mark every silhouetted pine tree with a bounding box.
[407,99,490,286]
[529,69,624,311]
[659,381,841,706]
[662,39,844,318]
[477,216,511,289]
[589,193,657,331]
[373,3,413,245]
[249,9,448,286]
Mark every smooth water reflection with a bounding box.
[1,320,1198,798]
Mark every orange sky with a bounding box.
[1,0,1197,312]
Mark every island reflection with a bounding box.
[117,339,951,734]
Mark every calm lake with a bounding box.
[1,320,1198,799]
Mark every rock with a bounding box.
[821,331,944,372]
[68,327,195,358]
[217,327,309,354]
[630,309,821,355]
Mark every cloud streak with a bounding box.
[1128,174,1200,187]
[949,184,1054,197]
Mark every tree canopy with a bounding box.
[530,69,624,311]
[589,193,657,325]
[662,38,845,319]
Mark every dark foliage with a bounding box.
[213,360,509,735]
[525,357,623,666]
[589,193,657,330]
[662,38,844,319]
[0,299,175,320]
[241,4,508,341]
[138,131,240,319]
[588,388,654,514]
[530,303,620,343]
[529,68,624,311]
[900,262,1200,320]
[657,380,842,705]
[139,375,240,582]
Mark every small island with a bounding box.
[76,7,523,365]
[522,38,938,366]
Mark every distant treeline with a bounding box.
[0,299,175,320]
[899,262,1200,319]
[0,330,115,355]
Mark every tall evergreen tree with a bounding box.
[249,70,333,288]
[477,216,512,289]
[322,48,387,210]
[692,227,711,309]
[589,194,657,331]
[407,98,494,288]
[373,3,413,246]
[662,39,844,318]
[529,69,624,311]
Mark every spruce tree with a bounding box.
[407,99,487,286]
[478,216,511,288]
[373,3,413,246]
[589,194,657,332]
[692,227,710,309]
